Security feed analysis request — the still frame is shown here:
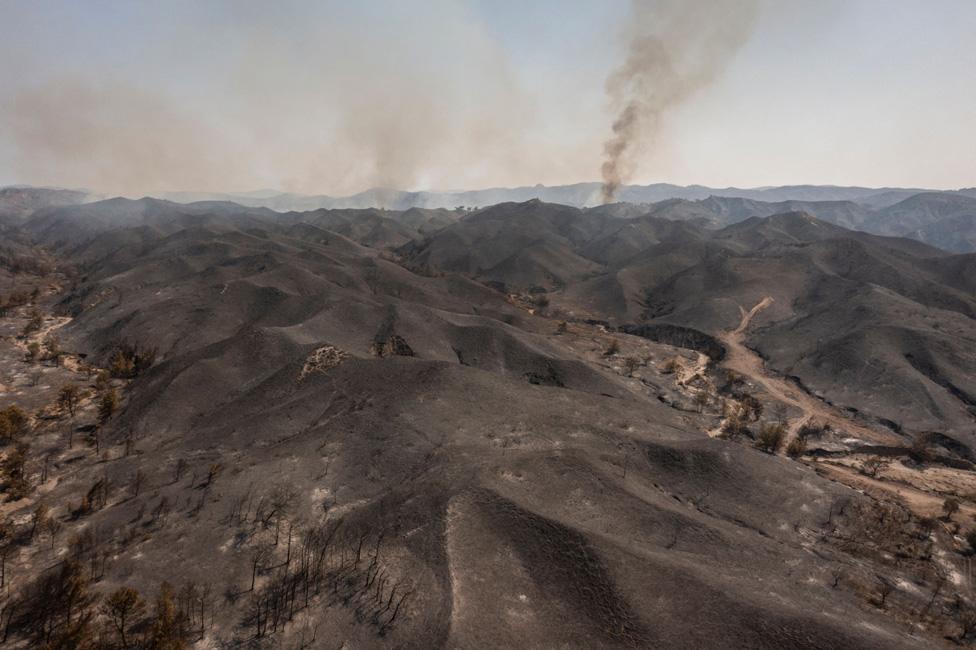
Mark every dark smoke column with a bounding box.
[601,0,760,203]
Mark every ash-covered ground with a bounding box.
[1,192,975,648]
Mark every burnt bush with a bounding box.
[108,341,157,379]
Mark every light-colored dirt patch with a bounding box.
[883,461,976,499]
[676,352,709,387]
[816,461,976,522]
[827,456,976,507]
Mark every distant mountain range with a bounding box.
[157,183,976,252]
[159,182,976,212]
[4,182,976,252]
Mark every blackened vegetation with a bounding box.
[60,281,123,317]
[107,340,157,379]
[639,289,676,319]
[924,432,976,464]
[74,474,112,517]
[378,335,415,358]
[12,559,96,647]
[816,496,976,632]
[1,438,32,501]
[0,247,54,276]
[905,351,976,411]
[370,304,415,358]
[715,371,764,439]
[477,490,647,648]
[523,361,566,388]
[244,522,413,639]
[6,502,211,648]
[641,441,734,490]
[619,323,726,362]
[0,290,34,317]
[223,486,416,642]
[823,497,928,563]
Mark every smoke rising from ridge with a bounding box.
[601,0,760,203]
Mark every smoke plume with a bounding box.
[601,0,760,203]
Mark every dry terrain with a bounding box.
[0,193,974,648]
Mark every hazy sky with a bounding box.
[0,0,973,196]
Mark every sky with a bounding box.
[0,0,973,196]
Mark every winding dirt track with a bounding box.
[816,462,976,521]
[716,297,898,447]
[713,298,976,528]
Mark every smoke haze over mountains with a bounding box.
[0,1,974,196]
[1,2,554,196]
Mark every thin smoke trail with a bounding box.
[601,0,760,203]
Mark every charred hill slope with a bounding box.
[39,198,972,441]
[0,199,956,648]
[404,205,976,443]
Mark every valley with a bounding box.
[0,191,974,648]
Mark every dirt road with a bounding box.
[816,461,975,522]
[717,297,899,447]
